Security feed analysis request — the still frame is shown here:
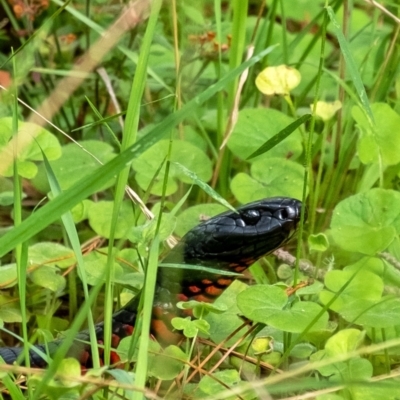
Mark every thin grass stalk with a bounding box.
[279,0,288,64]
[214,0,225,156]
[212,0,249,194]
[171,0,183,138]
[263,0,278,69]
[41,152,100,368]
[370,23,400,102]
[12,57,31,386]
[228,0,248,105]
[309,119,332,234]
[293,6,328,285]
[85,0,91,50]
[133,236,160,400]
[335,0,350,166]
[103,0,162,365]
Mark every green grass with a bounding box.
[0,0,400,399]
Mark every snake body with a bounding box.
[0,197,303,368]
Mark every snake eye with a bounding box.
[276,208,289,220]
[240,209,260,225]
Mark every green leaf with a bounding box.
[192,319,210,335]
[340,297,400,328]
[308,233,329,252]
[237,285,328,333]
[0,264,17,288]
[171,314,210,338]
[148,345,186,380]
[32,140,116,192]
[177,300,227,319]
[0,191,15,206]
[171,317,198,338]
[132,140,212,195]
[52,358,81,387]
[88,201,135,239]
[28,242,76,269]
[30,266,66,293]
[345,257,400,287]
[330,188,400,254]
[0,295,23,322]
[83,250,143,287]
[71,199,93,223]
[290,342,316,359]
[320,270,383,312]
[227,108,303,162]
[206,280,249,346]
[316,357,373,384]
[0,118,62,178]
[231,157,304,203]
[325,328,365,357]
[198,370,242,396]
[353,103,400,166]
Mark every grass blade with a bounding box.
[41,149,100,368]
[326,6,374,125]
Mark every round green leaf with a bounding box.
[308,233,329,252]
[227,108,303,162]
[231,157,304,204]
[237,285,328,333]
[0,264,17,288]
[28,242,76,269]
[83,250,142,287]
[206,280,249,346]
[353,103,400,166]
[325,328,365,357]
[320,270,383,312]
[0,295,23,322]
[0,191,14,206]
[30,266,66,293]
[171,317,198,338]
[330,189,400,254]
[198,369,241,395]
[0,118,62,178]
[148,345,186,380]
[32,140,116,192]
[340,297,400,328]
[53,358,81,387]
[88,201,135,239]
[132,140,212,195]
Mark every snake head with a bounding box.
[180,197,304,267]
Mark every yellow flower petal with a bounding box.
[255,65,301,95]
[311,100,342,121]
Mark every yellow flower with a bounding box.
[255,65,301,95]
[311,100,342,121]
